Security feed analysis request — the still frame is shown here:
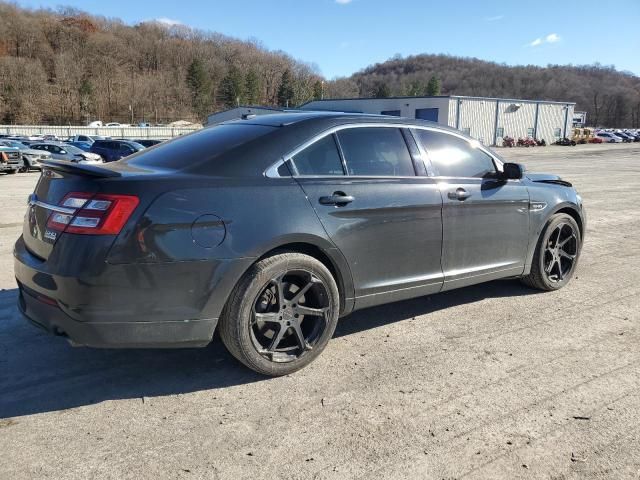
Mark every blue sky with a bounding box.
[19,0,640,78]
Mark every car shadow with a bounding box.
[0,280,540,419]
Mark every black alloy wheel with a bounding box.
[521,213,582,291]
[219,252,339,376]
[543,222,578,283]
[250,270,330,363]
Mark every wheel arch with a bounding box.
[553,205,584,239]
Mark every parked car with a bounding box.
[30,142,103,163]
[66,141,94,152]
[0,145,22,174]
[132,139,163,148]
[14,112,586,376]
[614,131,634,143]
[89,139,145,162]
[66,135,108,145]
[595,132,623,143]
[0,140,51,171]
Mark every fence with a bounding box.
[0,125,202,139]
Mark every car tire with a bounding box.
[6,169,17,174]
[521,213,581,291]
[219,252,340,376]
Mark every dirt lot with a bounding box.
[1,143,639,479]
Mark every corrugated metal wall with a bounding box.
[448,99,458,128]
[537,104,570,143]
[457,98,496,145]
[498,102,537,142]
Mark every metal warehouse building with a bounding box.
[301,96,575,146]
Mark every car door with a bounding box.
[289,125,444,309]
[412,128,530,290]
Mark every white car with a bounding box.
[595,132,623,143]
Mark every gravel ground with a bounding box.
[1,143,639,479]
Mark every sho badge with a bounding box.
[44,230,57,241]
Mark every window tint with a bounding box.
[413,129,496,178]
[291,135,344,176]
[337,127,415,176]
[125,124,275,169]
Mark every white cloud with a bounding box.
[153,17,183,27]
[528,33,561,47]
[485,15,504,21]
[335,0,353,4]
[546,33,561,43]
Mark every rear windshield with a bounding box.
[123,123,275,169]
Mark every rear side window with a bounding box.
[337,127,415,176]
[413,129,496,178]
[125,124,275,169]
[291,135,344,176]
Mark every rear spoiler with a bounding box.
[39,159,122,178]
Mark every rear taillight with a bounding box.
[46,192,139,235]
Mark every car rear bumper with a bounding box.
[17,284,217,348]
[14,234,253,348]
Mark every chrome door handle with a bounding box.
[448,188,471,201]
[319,192,354,206]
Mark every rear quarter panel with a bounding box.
[106,176,355,317]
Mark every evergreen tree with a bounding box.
[312,80,323,100]
[244,70,260,105]
[405,80,423,96]
[220,66,245,107]
[186,59,212,117]
[425,75,441,96]
[373,82,391,98]
[277,69,295,107]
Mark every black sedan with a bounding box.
[14,112,585,376]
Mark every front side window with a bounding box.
[291,135,344,176]
[337,127,415,177]
[413,129,496,178]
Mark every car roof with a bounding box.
[222,110,465,134]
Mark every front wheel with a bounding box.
[219,253,340,376]
[521,213,581,291]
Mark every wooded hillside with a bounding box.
[338,54,640,128]
[1,3,638,127]
[0,2,322,125]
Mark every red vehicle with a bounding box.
[517,137,537,147]
[589,137,604,144]
[502,136,515,147]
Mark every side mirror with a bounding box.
[501,162,525,180]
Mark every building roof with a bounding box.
[300,95,576,107]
